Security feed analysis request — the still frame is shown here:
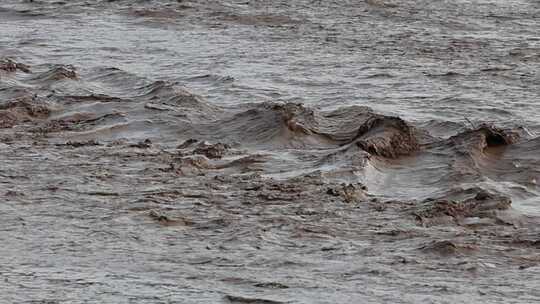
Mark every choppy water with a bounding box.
[1,1,539,303]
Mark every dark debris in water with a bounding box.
[0,58,31,73]
[413,188,512,227]
[224,295,287,304]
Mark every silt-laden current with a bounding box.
[1,1,539,303]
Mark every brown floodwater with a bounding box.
[1,0,539,303]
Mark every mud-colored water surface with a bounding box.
[1,1,539,303]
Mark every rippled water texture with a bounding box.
[1,0,539,303]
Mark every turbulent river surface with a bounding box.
[1,0,539,303]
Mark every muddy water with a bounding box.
[1,0,539,303]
